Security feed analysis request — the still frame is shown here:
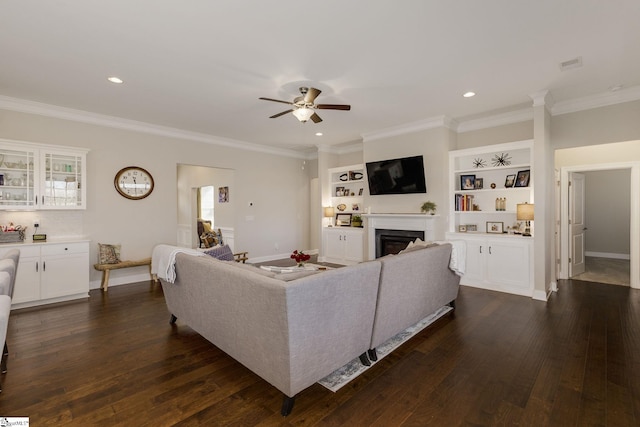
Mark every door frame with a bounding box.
[559,161,639,289]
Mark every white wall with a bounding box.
[0,109,311,287]
[362,126,453,241]
[584,169,631,256]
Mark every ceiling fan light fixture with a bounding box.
[292,107,314,122]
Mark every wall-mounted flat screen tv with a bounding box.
[365,155,427,195]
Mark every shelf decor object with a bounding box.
[492,152,512,167]
[517,203,534,236]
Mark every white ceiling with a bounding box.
[1,0,639,152]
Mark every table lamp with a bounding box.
[324,206,335,227]
[516,203,534,236]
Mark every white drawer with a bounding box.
[41,243,88,256]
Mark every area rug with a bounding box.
[318,305,453,392]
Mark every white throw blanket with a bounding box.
[437,240,466,276]
[151,244,206,283]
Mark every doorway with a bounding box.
[559,163,638,288]
[176,164,235,249]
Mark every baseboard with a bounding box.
[585,251,630,260]
[532,288,551,302]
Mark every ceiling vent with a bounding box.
[560,56,583,71]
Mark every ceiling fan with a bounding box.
[259,87,351,123]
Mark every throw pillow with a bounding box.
[200,233,218,248]
[98,243,121,264]
[204,244,235,261]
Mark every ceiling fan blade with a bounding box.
[310,113,322,123]
[269,109,294,119]
[259,97,294,105]
[315,104,351,111]
[304,87,321,104]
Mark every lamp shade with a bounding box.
[323,206,335,218]
[516,203,534,221]
[292,108,314,122]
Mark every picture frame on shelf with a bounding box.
[458,225,467,232]
[466,224,478,232]
[336,213,352,227]
[460,174,476,190]
[474,178,483,189]
[335,186,345,196]
[505,174,516,187]
[514,169,530,187]
[486,221,504,234]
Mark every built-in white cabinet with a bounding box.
[323,227,364,265]
[448,232,533,296]
[448,140,533,234]
[0,139,88,210]
[329,164,365,218]
[447,139,535,297]
[0,241,90,308]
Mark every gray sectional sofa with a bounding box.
[157,242,460,416]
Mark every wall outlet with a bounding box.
[34,221,40,228]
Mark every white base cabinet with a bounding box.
[447,232,533,297]
[322,227,364,265]
[0,240,90,308]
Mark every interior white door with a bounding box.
[569,172,586,276]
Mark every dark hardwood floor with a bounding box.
[1,278,639,426]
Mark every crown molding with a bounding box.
[361,115,456,142]
[529,90,555,109]
[0,95,308,159]
[550,85,640,116]
[456,108,533,133]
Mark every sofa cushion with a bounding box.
[204,244,234,261]
[399,238,438,254]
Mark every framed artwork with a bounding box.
[218,186,229,203]
[486,221,504,234]
[505,174,516,188]
[466,224,478,232]
[474,178,483,189]
[458,225,467,232]
[514,170,530,187]
[460,174,476,190]
[335,186,345,196]
[336,213,352,226]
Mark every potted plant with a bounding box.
[421,201,437,215]
[351,215,363,227]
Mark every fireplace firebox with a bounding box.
[375,229,425,258]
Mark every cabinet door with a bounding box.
[324,229,345,259]
[41,253,89,299]
[12,256,41,304]
[40,151,86,209]
[343,229,363,262]
[486,239,530,290]
[463,239,486,283]
[0,146,37,209]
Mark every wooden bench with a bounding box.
[94,258,154,292]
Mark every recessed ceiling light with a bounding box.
[463,91,476,98]
[315,132,323,136]
[107,76,124,84]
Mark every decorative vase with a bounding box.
[297,262,305,268]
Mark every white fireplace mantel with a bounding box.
[363,213,439,260]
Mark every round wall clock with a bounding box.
[114,166,154,200]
